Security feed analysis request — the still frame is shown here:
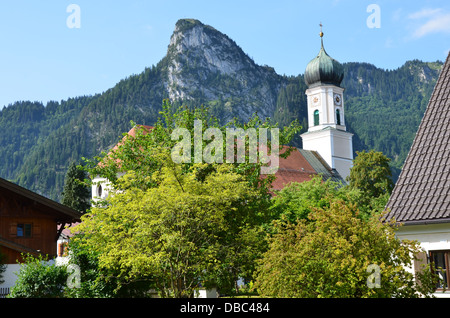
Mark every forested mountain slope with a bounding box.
[343,60,442,178]
[0,18,442,201]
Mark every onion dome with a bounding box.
[304,30,344,88]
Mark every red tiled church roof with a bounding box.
[271,146,321,191]
[271,146,345,191]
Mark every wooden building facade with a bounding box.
[0,178,82,264]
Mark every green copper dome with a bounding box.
[304,38,344,88]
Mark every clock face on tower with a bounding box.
[312,95,320,106]
[334,94,342,106]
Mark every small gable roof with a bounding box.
[385,53,450,225]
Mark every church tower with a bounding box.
[301,26,353,181]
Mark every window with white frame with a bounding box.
[430,250,450,290]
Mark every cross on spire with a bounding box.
[319,22,324,38]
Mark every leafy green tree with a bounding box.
[65,235,149,298]
[84,100,300,197]
[269,175,368,222]
[65,237,106,298]
[347,150,394,210]
[76,101,301,296]
[8,254,68,298]
[270,173,386,224]
[62,161,91,213]
[254,201,439,298]
[73,159,263,297]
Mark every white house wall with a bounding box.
[396,222,450,298]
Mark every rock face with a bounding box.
[164,19,284,121]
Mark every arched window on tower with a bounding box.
[314,110,320,126]
[336,109,341,126]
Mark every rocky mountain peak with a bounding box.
[164,19,281,120]
[169,19,251,74]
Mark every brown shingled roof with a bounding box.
[386,53,450,225]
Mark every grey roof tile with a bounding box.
[386,53,450,224]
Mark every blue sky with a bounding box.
[0,0,449,109]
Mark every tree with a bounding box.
[269,174,384,224]
[254,200,439,298]
[347,150,394,197]
[347,150,394,210]
[8,254,68,298]
[84,100,300,196]
[72,160,263,297]
[75,101,301,296]
[65,235,142,298]
[62,161,91,213]
[269,175,367,223]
